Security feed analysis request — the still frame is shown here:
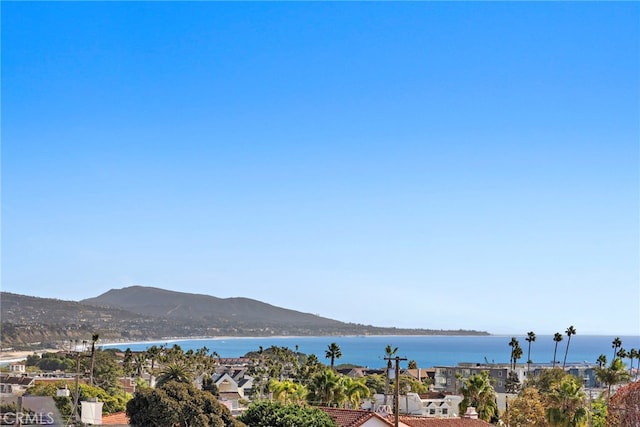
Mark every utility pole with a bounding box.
[385,355,407,427]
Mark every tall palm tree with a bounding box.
[508,337,520,371]
[383,345,398,406]
[611,337,622,361]
[325,342,342,370]
[596,354,607,368]
[89,333,99,386]
[525,331,536,375]
[629,348,638,377]
[552,333,563,367]
[562,326,576,369]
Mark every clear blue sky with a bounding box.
[2,2,638,335]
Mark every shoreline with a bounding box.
[98,333,497,350]
[0,348,60,364]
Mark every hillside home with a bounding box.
[211,368,254,411]
[363,392,462,417]
[0,374,35,396]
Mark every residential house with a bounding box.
[318,407,395,427]
[0,374,35,396]
[211,368,254,412]
[363,392,462,418]
[433,364,527,394]
[9,362,26,374]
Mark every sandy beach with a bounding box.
[0,349,59,364]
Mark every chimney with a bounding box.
[463,407,479,419]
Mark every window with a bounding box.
[448,369,452,375]
[442,408,448,415]
[497,371,502,377]
[498,381,503,387]
[429,409,436,415]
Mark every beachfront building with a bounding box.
[433,364,527,394]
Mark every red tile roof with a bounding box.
[318,407,394,427]
[101,411,130,426]
[398,416,492,427]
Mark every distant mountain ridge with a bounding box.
[1,286,489,350]
[80,286,344,327]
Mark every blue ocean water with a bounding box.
[103,335,640,369]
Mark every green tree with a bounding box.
[307,369,343,406]
[507,337,523,393]
[501,387,547,427]
[590,396,607,427]
[562,326,576,369]
[553,333,563,367]
[627,348,637,376]
[155,362,193,389]
[238,401,337,427]
[296,353,323,383]
[81,349,123,393]
[28,380,128,417]
[269,379,308,405]
[89,333,100,386]
[595,358,630,398]
[383,345,398,406]
[596,354,607,368]
[459,370,498,422]
[526,331,536,375]
[407,360,417,369]
[340,376,370,409]
[545,375,587,427]
[127,380,243,427]
[325,343,342,370]
[611,337,622,361]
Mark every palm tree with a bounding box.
[325,342,342,370]
[616,347,627,359]
[508,337,520,371]
[342,377,370,409]
[89,333,99,386]
[525,331,536,375]
[545,375,588,426]
[596,354,607,368]
[459,370,498,422]
[562,326,576,369]
[552,333,563,367]
[270,379,307,404]
[155,362,193,388]
[595,358,630,398]
[383,345,398,406]
[611,337,622,361]
[629,349,638,377]
[308,369,342,406]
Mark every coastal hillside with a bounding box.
[81,286,344,326]
[1,287,489,350]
